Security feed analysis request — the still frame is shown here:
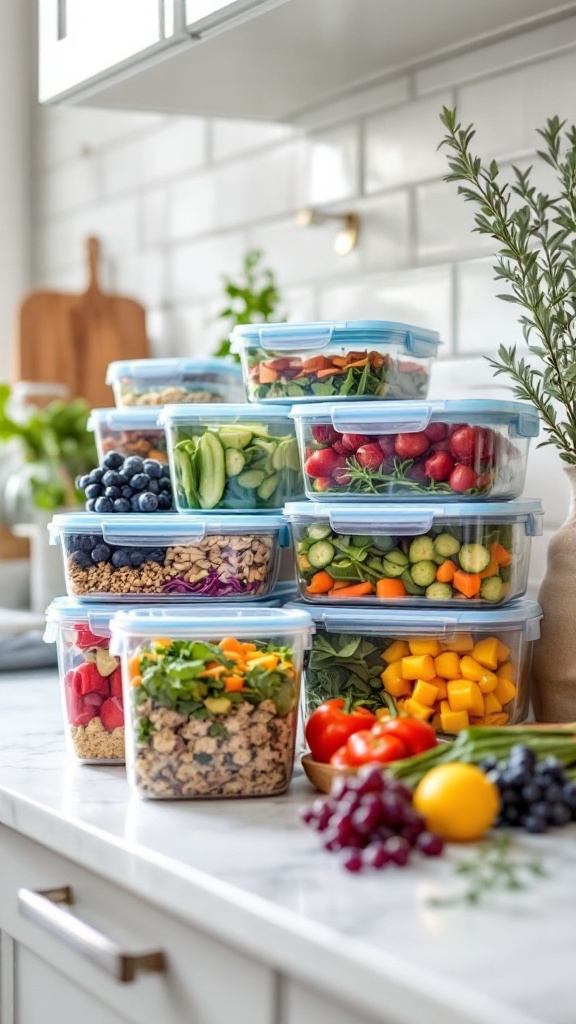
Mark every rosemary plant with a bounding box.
[439,107,576,464]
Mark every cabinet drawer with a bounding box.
[0,825,275,1024]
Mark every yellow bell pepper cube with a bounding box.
[440,699,451,715]
[440,708,470,733]
[469,680,485,717]
[496,639,511,664]
[483,692,503,715]
[441,633,474,653]
[430,677,448,700]
[494,676,517,706]
[401,654,436,681]
[482,712,510,726]
[381,639,411,664]
[375,707,391,721]
[447,679,473,711]
[408,638,442,657]
[431,713,442,731]
[381,661,412,697]
[498,661,515,681]
[460,656,485,682]
[434,651,462,680]
[477,670,498,694]
[412,679,439,707]
[403,697,434,720]
[471,636,499,670]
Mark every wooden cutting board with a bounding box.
[14,238,149,408]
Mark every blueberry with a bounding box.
[102,470,123,488]
[562,782,576,811]
[120,486,133,499]
[129,550,144,568]
[102,451,125,470]
[501,788,522,806]
[69,550,92,569]
[88,469,104,484]
[545,783,565,803]
[521,782,543,803]
[91,543,111,564]
[532,801,551,822]
[147,548,165,563]
[157,492,172,510]
[523,815,548,834]
[129,496,142,511]
[111,550,131,568]
[105,486,121,501]
[77,474,90,490]
[86,499,97,512]
[146,479,159,495]
[113,498,131,513]
[549,802,572,827]
[143,459,163,479]
[94,497,114,513]
[74,534,95,552]
[501,804,522,825]
[509,745,536,771]
[130,473,150,492]
[123,457,144,478]
[85,483,102,500]
[500,766,530,789]
[138,492,158,512]
[158,477,172,492]
[161,463,171,478]
[536,758,566,783]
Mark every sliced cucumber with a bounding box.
[329,559,361,581]
[257,474,279,501]
[372,535,396,553]
[384,549,409,568]
[286,438,302,474]
[238,469,266,489]
[367,556,385,572]
[197,432,225,510]
[308,540,335,568]
[425,582,454,600]
[433,533,461,558]
[480,576,505,603]
[174,448,198,507]
[351,535,372,548]
[459,543,491,574]
[401,569,426,595]
[408,537,435,563]
[382,556,406,578]
[410,560,438,587]
[218,426,253,449]
[225,448,245,477]
[306,523,332,542]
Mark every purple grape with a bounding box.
[299,805,316,826]
[362,842,390,870]
[380,792,405,826]
[351,802,382,837]
[355,766,385,795]
[341,851,363,873]
[331,812,353,845]
[523,815,548,834]
[331,776,351,801]
[548,802,572,827]
[322,829,344,852]
[384,779,413,803]
[416,832,444,857]
[384,836,411,866]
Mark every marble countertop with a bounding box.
[1,671,575,1024]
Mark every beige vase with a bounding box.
[532,466,576,721]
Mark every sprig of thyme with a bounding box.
[430,833,546,907]
[439,107,576,464]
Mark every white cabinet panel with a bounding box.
[282,979,388,1024]
[14,947,128,1024]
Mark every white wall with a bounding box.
[31,15,576,590]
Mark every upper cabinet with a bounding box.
[39,0,576,121]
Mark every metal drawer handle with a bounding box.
[18,886,166,983]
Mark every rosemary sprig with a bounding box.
[429,833,546,907]
[439,107,576,464]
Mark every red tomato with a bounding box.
[340,433,370,453]
[355,443,385,471]
[334,730,408,767]
[424,451,455,482]
[305,448,340,478]
[332,458,352,485]
[332,440,349,456]
[305,699,376,763]
[311,424,340,445]
[373,717,437,756]
[449,463,479,493]
[425,422,449,442]
[394,432,430,460]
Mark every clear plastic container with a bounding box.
[49,512,289,601]
[106,358,244,407]
[88,407,168,464]
[284,500,543,606]
[230,320,440,402]
[109,606,314,799]
[290,399,539,500]
[291,600,541,735]
[44,598,138,764]
[160,404,304,512]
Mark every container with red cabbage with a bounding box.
[49,512,289,601]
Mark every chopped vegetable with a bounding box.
[305,699,377,763]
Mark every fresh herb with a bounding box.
[429,833,546,907]
[208,722,229,739]
[306,631,391,712]
[439,107,576,463]
[136,716,156,745]
[213,250,286,362]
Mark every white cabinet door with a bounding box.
[282,979,390,1024]
[39,0,165,102]
[14,946,128,1024]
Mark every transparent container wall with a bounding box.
[239,342,433,403]
[122,630,305,798]
[112,371,245,408]
[166,416,304,512]
[290,517,531,606]
[93,423,168,464]
[55,621,124,764]
[59,528,283,601]
[295,418,531,500]
[303,625,531,735]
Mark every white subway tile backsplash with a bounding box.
[416,179,492,262]
[297,123,360,206]
[365,93,453,192]
[167,173,216,241]
[212,142,300,229]
[102,118,206,196]
[167,232,246,303]
[36,197,140,274]
[210,118,295,161]
[35,106,165,170]
[35,156,102,220]
[295,78,411,130]
[109,249,167,308]
[456,258,526,356]
[140,187,169,247]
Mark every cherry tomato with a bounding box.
[305,448,340,478]
[333,730,408,767]
[373,717,437,756]
[449,463,478,493]
[305,699,376,764]
[340,433,370,453]
[355,443,385,471]
[311,424,340,445]
[424,451,454,482]
[394,432,430,460]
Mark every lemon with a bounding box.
[413,763,500,842]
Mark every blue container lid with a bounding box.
[230,320,441,358]
[109,606,315,648]
[256,580,300,606]
[284,500,544,536]
[289,399,540,438]
[44,597,144,640]
[159,403,295,426]
[106,358,242,385]
[286,598,542,642]
[87,407,165,431]
[49,512,289,546]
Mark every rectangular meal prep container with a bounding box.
[290,399,539,501]
[49,512,290,601]
[290,599,541,736]
[284,500,543,606]
[88,406,168,465]
[230,319,440,403]
[43,598,142,764]
[109,606,314,799]
[106,357,244,407]
[160,403,304,512]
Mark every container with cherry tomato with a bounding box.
[289,399,539,501]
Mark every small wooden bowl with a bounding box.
[301,753,352,794]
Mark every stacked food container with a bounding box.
[231,320,544,738]
[45,356,312,799]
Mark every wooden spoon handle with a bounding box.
[86,237,101,293]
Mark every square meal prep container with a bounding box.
[49,512,290,601]
[44,598,141,764]
[88,407,168,465]
[230,319,440,402]
[284,500,543,606]
[160,403,304,512]
[289,600,542,736]
[106,357,244,407]
[109,606,314,799]
[290,399,539,500]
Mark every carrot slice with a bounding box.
[376,578,407,598]
[302,355,332,372]
[343,358,368,369]
[224,676,245,692]
[436,560,457,583]
[219,637,244,655]
[259,365,278,384]
[329,580,349,591]
[328,581,374,598]
[305,570,335,595]
[198,665,227,679]
[316,367,346,379]
[479,555,499,579]
[330,356,349,368]
[489,542,513,567]
[453,570,482,598]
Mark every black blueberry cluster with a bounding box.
[481,746,576,833]
[76,452,173,513]
[66,532,168,570]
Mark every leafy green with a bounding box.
[136,716,155,745]
[429,833,546,907]
[213,250,285,361]
[305,631,392,712]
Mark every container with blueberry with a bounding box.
[76,451,174,513]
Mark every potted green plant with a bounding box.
[213,249,285,361]
[439,107,576,721]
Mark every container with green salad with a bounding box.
[160,404,304,512]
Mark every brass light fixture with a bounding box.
[295,208,360,255]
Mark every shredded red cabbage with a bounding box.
[162,568,264,597]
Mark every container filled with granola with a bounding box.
[106,357,244,407]
[109,606,314,799]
